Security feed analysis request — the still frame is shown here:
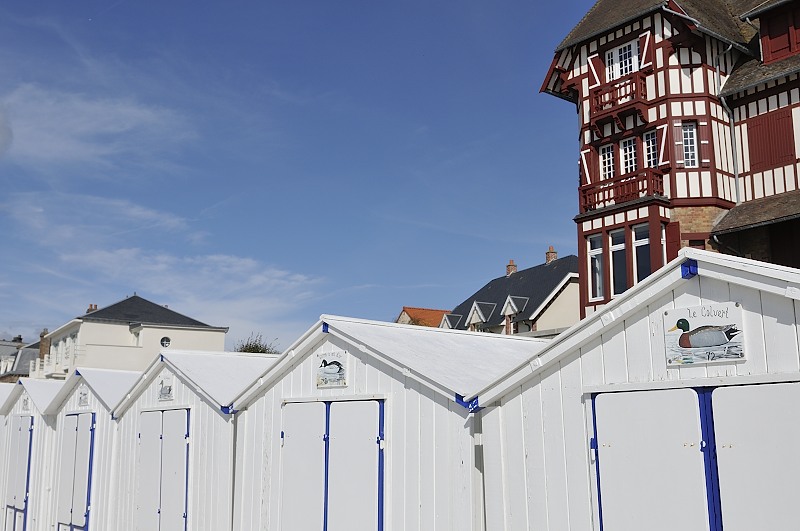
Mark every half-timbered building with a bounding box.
[543,0,800,317]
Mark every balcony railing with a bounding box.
[580,168,664,212]
[591,71,648,130]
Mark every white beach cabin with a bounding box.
[231,316,550,531]
[109,351,277,531]
[0,379,63,531]
[476,249,800,531]
[45,368,140,531]
[0,384,16,517]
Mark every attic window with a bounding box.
[160,337,171,348]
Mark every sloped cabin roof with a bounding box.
[113,350,278,416]
[78,294,226,330]
[445,255,578,330]
[237,315,552,409]
[0,378,64,414]
[556,0,760,52]
[477,248,800,404]
[45,368,141,414]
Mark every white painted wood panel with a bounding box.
[714,383,800,531]
[328,400,379,531]
[161,409,188,531]
[595,389,709,531]
[56,415,77,526]
[279,402,325,531]
[71,413,92,528]
[135,411,161,531]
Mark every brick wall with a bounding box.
[671,206,728,250]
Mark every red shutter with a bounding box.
[666,221,681,260]
[673,121,685,169]
[776,108,795,165]
[699,121,711,168]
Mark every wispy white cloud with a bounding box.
[1,83,193,175]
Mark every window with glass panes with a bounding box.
[643,130,658,167]
[682,123,698,167]
[600,144,615,180]
[605,40,639,81]
[588,234,604,300]
[632,224,651,283]
[610,229,627,296]
[621,138,637,174]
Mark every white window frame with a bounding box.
[600,144,615,180]
[643,130,658,168]
[605,39,640,81]
[588,234,605,301]
[632,224,651,284]
[609,229,627,296]
[621,138,637,174]
[682,123,698,168]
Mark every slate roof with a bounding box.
[711,188,800,234]
[741,0,793,18]
[721,54,800,96]
[446,255,579,331]
[8,347,39,376]
[397,307,451,327]
[79,295,219,329]
[556,0,761,52]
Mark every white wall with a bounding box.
[233,334,480,531]
[109,365,236,531]
[481,271,800,530]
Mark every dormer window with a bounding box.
[605,39,640,81]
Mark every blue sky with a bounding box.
[0,0,593,349]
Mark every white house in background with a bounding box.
[108,350,277,531]
[30,295,228,378]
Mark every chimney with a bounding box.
[506,259,518,276]
[39,328,51,360]
[12,334,22,343]
[545,246,558,264]
[86,303,97,313]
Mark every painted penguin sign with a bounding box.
[316,350,347,388]
[664,302,744,366]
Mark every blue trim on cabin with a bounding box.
[377,400,385,531]
[183,408,191,531]
[322,402,331,531]
[697,388,723,531]
[590,394,604,531]
[75,369,82,377]
[322,322,329,333]
[455,394,481,412]
[681,258,699,279]
[220,405,237,415]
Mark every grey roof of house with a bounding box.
[79,295,218,329]
[8,347,39,376]
[740,0,793,18]
[711,189,800,234]
[721,54,800,95]
[556,0,762,52]
[445,255,579,331]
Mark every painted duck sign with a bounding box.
[664,302,744,366]
[316,350,347,388]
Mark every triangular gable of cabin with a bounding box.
[237,316,552,410]
[112,350,277,417]
[45,368,142,414]
[479,248,800,404]
[0,383,15,411]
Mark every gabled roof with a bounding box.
[556,0,761,52]
[78,294,226,330]
[441,313,463,329]
[0,383,16,410]
[397,307,451,327]
[711,188,800,234]
[113,350,278,417]
[0,378,65,414]
[478,249,800,404]
[740,0,793,19]
[447,255,579,330]
[721,54,800,96]
[238,316,552,410]
[502,296,530,316]
[45,368,141,414]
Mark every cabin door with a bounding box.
[279,400,384,531]
[56,413,95,531]
[713,382,800,531]
[593,389,711,531]
[4,415,32,531]
[135,409,189,531]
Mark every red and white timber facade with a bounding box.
[543,0,800,317]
